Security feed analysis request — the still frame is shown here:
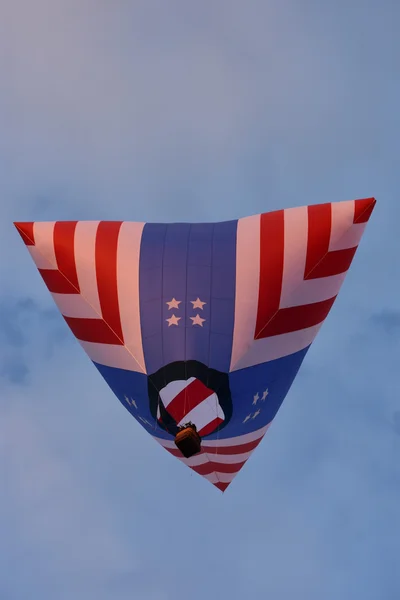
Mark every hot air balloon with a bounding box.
[14,197,376,491]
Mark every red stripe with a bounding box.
[95,221,124,343]
[198,417,224,437]
[14,222,35,246]
[258,296,336,338]
[53,221,80,292]
[306,247,357,279]
[354,197,376,223]
[305,204,332,278]
[63,316,123,344]
[39,269,79,294]
[167,379,214,422]
[215,482,229,492]
[192,460,246,476]
[207,436,263,455]
[255,210,285,338]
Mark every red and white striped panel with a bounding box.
[154,423,271,491]
[158,377,224,437]
[14,221,146,373]
[230,197,376,371]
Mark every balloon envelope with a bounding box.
[14,197,376,491]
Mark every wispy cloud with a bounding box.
[0,297,67,385]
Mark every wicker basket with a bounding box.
[174,426,201,458]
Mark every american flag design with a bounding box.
[14,197,376,492]
[157,378,225,437]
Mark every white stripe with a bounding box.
[74,221,102,315]
[32,222,57,268]
[282,272,347,308]
[159,378,196,408]
[78,340,145,373]
[280,206,308,307]
[27,245,56,270]
[202,423,270,446]
[117,222,146,374]
[178,393,224,431]
[332,221,367,251]
[329,200,356,251]
[176,450,253,467]
[230,214,260,371]
[230,323,323,371]
[51,292,100,318]
[330,201,367,251]
[203,472,236,484]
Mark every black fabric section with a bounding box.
[148,360,232,437]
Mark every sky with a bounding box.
[1,1,400,598]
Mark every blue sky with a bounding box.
[1,1,399,598]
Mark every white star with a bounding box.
[166,314,181,326]
[243,414,252,423]
[252,409,261,419]
[124,396,137,409]
[166,298,181,310]
[191,297,206,310]
[262,389,269,401]
[139,416,152,427]
[252,392,259,405]
[190,313,206,327]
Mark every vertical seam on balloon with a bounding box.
[211,224,218,449]
[207,222,215,384]
[183,224,191,419]
[160,224,167,380]
[209,220,237,442]
[205,222,222,482]
[156,224,168,433]
[227,219,237,374]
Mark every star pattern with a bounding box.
[242,387,270,424]
[124,395,138,409]
[166,314,181,326]
[243,409,261,423]
[190,313,206,327]
[166,298,181,309]
[191,297,206,310]
[164,296,208,327]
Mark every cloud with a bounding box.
[393,412,400,436]
[1,407,143,600]
[2,0,397,224]
[369,309,400,334]
[0,295,70,385]
[0,311,169,600]
[2,0,400,598]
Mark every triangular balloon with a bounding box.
[15,197,376,491]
